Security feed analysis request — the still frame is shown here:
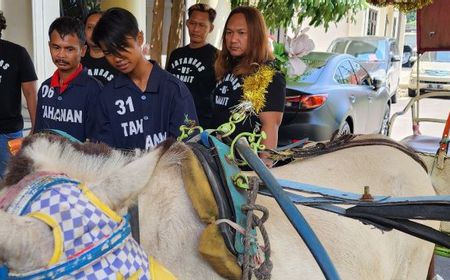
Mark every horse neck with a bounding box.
[138,160,217,279]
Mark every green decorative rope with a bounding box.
[177,125,203,141]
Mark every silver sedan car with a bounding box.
[278,52,391,145]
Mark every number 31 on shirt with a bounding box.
[115,96,135,115]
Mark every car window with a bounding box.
[421,51,450,62]
[334,70,345,84]
[296,54,331,83]
[330,39,386,62]
[337,60,358,85]
[350,60,371,86]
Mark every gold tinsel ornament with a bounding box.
[366,0,433,12]
[231,65,276,119]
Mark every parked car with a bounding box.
[327,36,401,103]
[408,51,450,97]
[278,52,391,145]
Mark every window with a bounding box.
[350,60,371,86]
[367,9,378,36]
[337,61,358,85]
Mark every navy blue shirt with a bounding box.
[35,70,102,141]
[94,61,198,150]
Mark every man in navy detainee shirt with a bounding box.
[35,17,101,142]
[92,7,197,150]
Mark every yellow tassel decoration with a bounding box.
[231,65,276,119]
[242,65,275,114]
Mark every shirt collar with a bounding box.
[50,64,84,94]
[113,60,163,94]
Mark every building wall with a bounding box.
[305,5,400,52]
[1,0,34,62]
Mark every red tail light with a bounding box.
[285,94,328,110]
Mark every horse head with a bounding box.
[0,133,185,275]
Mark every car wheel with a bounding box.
[408,88,417,97]
[338,121,352,136]
[379,105,391,136]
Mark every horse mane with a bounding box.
[3,134,123,187]
[1,134,182,190]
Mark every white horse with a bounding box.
[0,134,440,279]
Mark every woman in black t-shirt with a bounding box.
[211,6,286,166]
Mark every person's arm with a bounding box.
[22,80,38,133]
[258,71,286,167]
[259,111,283,168]
[259,111,283,150]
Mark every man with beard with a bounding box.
[35,16,101,142]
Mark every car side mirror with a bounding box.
[391,55,401,62]
[372,78,383,89]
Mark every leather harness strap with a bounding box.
[271,135,428,172]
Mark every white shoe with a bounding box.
[432,274,444,280]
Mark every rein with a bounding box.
[270,134,428,172]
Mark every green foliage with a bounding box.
[406,11,416,23]
[230,0,366,30]
[272,41,288,76]
[60,0,100,21]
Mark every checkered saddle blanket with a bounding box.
[5,173,151,279]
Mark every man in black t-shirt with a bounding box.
[166,4,217,129]
[81,11,118,85]
[0,10,37,178]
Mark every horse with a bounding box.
[0,133,440,279]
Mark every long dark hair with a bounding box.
[215,6,274,80]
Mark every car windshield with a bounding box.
[296,53,331,83]
[330,39,386,62]
[420,51,450,62]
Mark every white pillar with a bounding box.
[200,0,231,49]
[100,0,146,38]
[31,0,60,83]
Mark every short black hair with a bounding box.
[92,7,139,56]
[83,10,103,25]
[0,10,6,38]
[48,16,86,45]
[188,3,216,23]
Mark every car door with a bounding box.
[336,60,369,133]
[387,40,401,95]
[350,60,387,133]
